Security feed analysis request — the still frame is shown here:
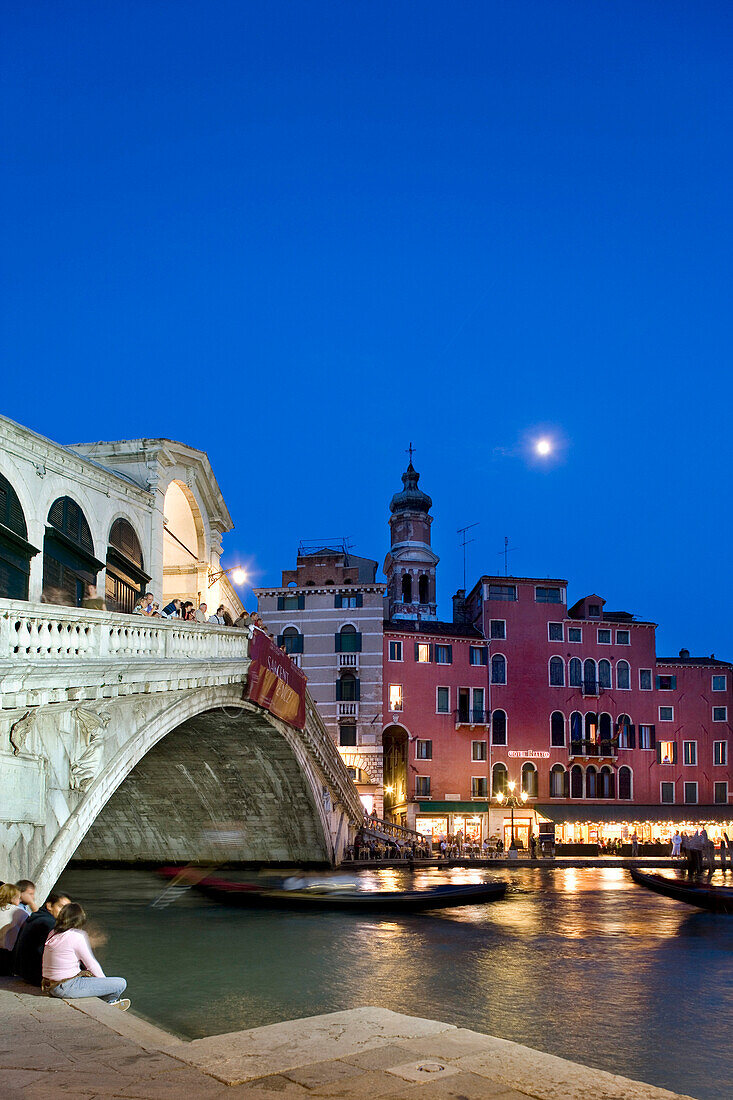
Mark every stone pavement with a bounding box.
[0,979,697,1100]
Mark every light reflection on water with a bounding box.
[58,866,732,1100]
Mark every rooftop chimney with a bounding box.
[679,648,690,659]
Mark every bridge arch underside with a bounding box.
[74,709,331,868]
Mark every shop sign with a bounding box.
[244,629,307,730]
[508,750,550,759]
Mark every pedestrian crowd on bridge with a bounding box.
[0,877,130,1010]
[131,592,268,633]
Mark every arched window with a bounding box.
[585,712,598,741]
[0,473,36,600]
[418,574,429,604]
[550,764,568,798]
[43,496,101,607]
[616,714,634,749]
[583,658,597,694]
[521,762,538,798]
[338,623,362,653]
[337,672,359,702]
[599,713,612,742]
[599,766,615,799]
[401,574,412,602]
[491,709,507,745]
[280,626,304,655]
[549,656,565,687]
[618,765,632,800]
[586,765,597,798]
[106,518,149,613]
[550,711,565,747]
[492,762,508,798]
[570,764,583,798]
[570,711,583,743]
[569,658,582,688]
[491,653,506,685]
[617,660,631,690]
[598,659,612,689]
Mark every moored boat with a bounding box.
[629,868,733,913]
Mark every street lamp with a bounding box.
[208,566,247,589]
[495,779,528,851]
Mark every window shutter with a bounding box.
[334,595,342,608]
[628,724,636,748]
[356,593,363,608]
[336,679,343,701]
[354,632,362,653]
[277,635,284,647]
[650,724,656,749]
[354,679,361,701]
[293,634,304,654]
[563,771,570,798]
[670,675,677,690]
[414,643,420,661]
[656,743,662,764]
[335,633,342,652]
[671,741,678,764]
[277,596,284,611]
[429,644,434,662]
[297,593,305,610]
[446,644,453,664]
[655,675,660,689]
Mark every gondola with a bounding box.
[157,868,507,911]
[629,868,733,913]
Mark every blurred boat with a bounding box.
[629,868,733,913]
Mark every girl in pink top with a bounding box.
[42,903,129,1009]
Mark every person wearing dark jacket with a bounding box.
[13,892,70,986]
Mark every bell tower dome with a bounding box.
[383,457,439,621]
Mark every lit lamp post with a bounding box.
[207,566,247,589]
[495,779,528,854]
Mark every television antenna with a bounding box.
[457,522,479,590]
[498,536,518,577]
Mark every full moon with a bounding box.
[535,438,552,456]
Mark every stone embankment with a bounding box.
[1,979,697,1099]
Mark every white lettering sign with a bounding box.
[507,750,551,759]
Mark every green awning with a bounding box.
[418,801,489,813]
[535,804,733,825]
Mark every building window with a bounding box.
[660,781,675,804]
[415,642,431,663]
[471,688,485,721]
[418,574,430,604]
[548,622,563,642]
[639,668,652,691]
[549,656,565,686]
[617,715,635,749]
[639,724,655,749]
[339,723,357,747]
[714,781,728,804]
[684,782,698,805]
[550,711,565,747]
[336,625,362,653]
[714,741,728,766]
[335,592,363,609]
[415,775,431,797]
[550,764,567,798]
[658,740,676,764]
[521,762,538,798]
[570,711,583,744]
[279,627,304,654]
[583,658,597,695]
[616,630,630,645]
[388,640,402,662]
[279,593,305,611]
[712,674,727,691]
[616,660,631,690]
[435,644,453,664]
[416,739,432,760]
[570,764,583,798]
[401,574,412,603]
[597,628,611,644]
[659,706,674,722]
[568,627,582,643]
[337,673,359,702]
[618,766,632,800]
[598,659,612,689]
[492,763,508,797]
[388,684,403,711]
[436,686,450,713]
[491,654,506,684]
[713,706,728,722]
[536,586,561,603]
[599,765,615,799]
[569,658,582,688]
[472,740,487,762]
[471,776,488,798]
[490,619,506,639]
[586,766,597,798]
[588,603,601,617]
[488,584,517,601]
[656,674,677,690]
[469,646,487,666]
[492,710,507,746]
[683,741,697,766]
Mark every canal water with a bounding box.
[58,865,732,1100]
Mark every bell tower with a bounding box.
[383,454,439,621]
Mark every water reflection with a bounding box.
[57,866,732,1100]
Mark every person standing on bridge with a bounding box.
[42,903,130,1010]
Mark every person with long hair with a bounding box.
[0,883,28,974]
[41,902,129,1009]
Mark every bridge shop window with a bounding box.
[43,496,104,607]
[278,626,304,654]
[0,473,38,601]
[106,518,150,613]
[339,721,357,746]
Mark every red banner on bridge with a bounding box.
[244,629,307,730]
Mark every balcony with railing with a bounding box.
[568,738,618,759]
[581,679,600,697]
[338,652,358,668]
[454,708,490,728]
[337,701,359,718]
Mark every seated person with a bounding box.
[42,903,130,1010]
[13,892,70,986]
[0,883,29,974]
[17,879,38,914]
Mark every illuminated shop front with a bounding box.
[416,802,488,845]
[536,805,733,845]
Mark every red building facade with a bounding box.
[382,464,733,849]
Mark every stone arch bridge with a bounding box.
[0,601,364,899]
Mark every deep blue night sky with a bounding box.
[2,2,731,655]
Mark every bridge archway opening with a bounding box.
[163,481,206,606]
